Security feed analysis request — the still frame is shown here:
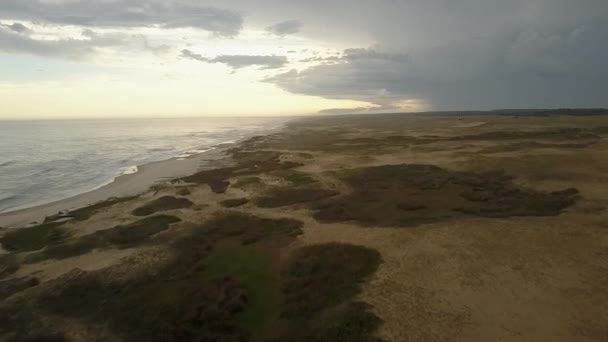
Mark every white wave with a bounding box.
[120,165,139,175]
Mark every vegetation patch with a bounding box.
[281,243,381,319]
[0,255,20,278]
[44,196,139,223]
[278,243,382,341]
[478,141,595,153]
[450,128,600,142]
[24,215,181,263]
[0,277,39,300]
[312,164,579,227]
[28,266,248,341]
[195,212,303,245]
[0,222,67,252]
[202,241,281,340]
[0,212,302,341]
[285,302,383,342]
[256,188,339,208]
[0,216,383,341]
[232,176,261,189]
[66,196,139,221]
[181,167,237,193]
[182,151,302,193]
[272,170,318,186]
[176,187,191,196]
[132,196,193,216]
[220,198,249,208]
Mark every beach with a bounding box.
[0,146,232,228]
[1,111,608,341]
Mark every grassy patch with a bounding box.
[176,187,191,196]
[34,266,248,341]
[0,254,20,278]
[12,212,298,341]
[0,216,383,341]
[450,128,600,142]
[99,215,182,246]
[478,141,594,154]
[24,239,100,264]
[24,215,181,263]
[220,198,250,208]
[68,196,139,221]
[0,222,67,252]
[272,170,318,186]
[182,151,302,193]
[297,302,382,342]
[181,167,237,193]
[282,243,381,320]
[312,164,578,227]
[256,188,339,208]
[272,243,383,341]
[132,196,193,216]
[233,176,261,188]
[0,277,39,300]
[195,211,303,245]
[202,241,280,340]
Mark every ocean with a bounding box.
[0,117,288,213]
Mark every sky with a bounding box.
[0,0,607,119]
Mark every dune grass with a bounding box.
[0,222,67,252]
[202,241,280,340]
[24,215,181,264]
[256,188,339,208]
[0,255,20,278]
[132,196,193,216]
[220,198,250,208]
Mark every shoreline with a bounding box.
[0,146,232,228]
[0,121,290,229]
[0,145,218,216]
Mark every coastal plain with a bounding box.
[1,111,608,341]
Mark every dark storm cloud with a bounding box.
[268,22,608,110]
[266,48,414,107]
[181,49,288,70]
[258,0,608,110]
[0,0,243,37]
[266,20,302,36]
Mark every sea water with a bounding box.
[0,117,288,213]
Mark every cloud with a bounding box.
[181,49,288,70]
[2,22,30,34]
[207,0,608,109]
[2,0,608,110]
[0,26,168,59]
[266,20,302,36]
[0,0,243,37]
[318,107,377,115]
[266,21,608,110]
[181,49,208,62]
[0,25,129,59]
[266,48,414,107]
